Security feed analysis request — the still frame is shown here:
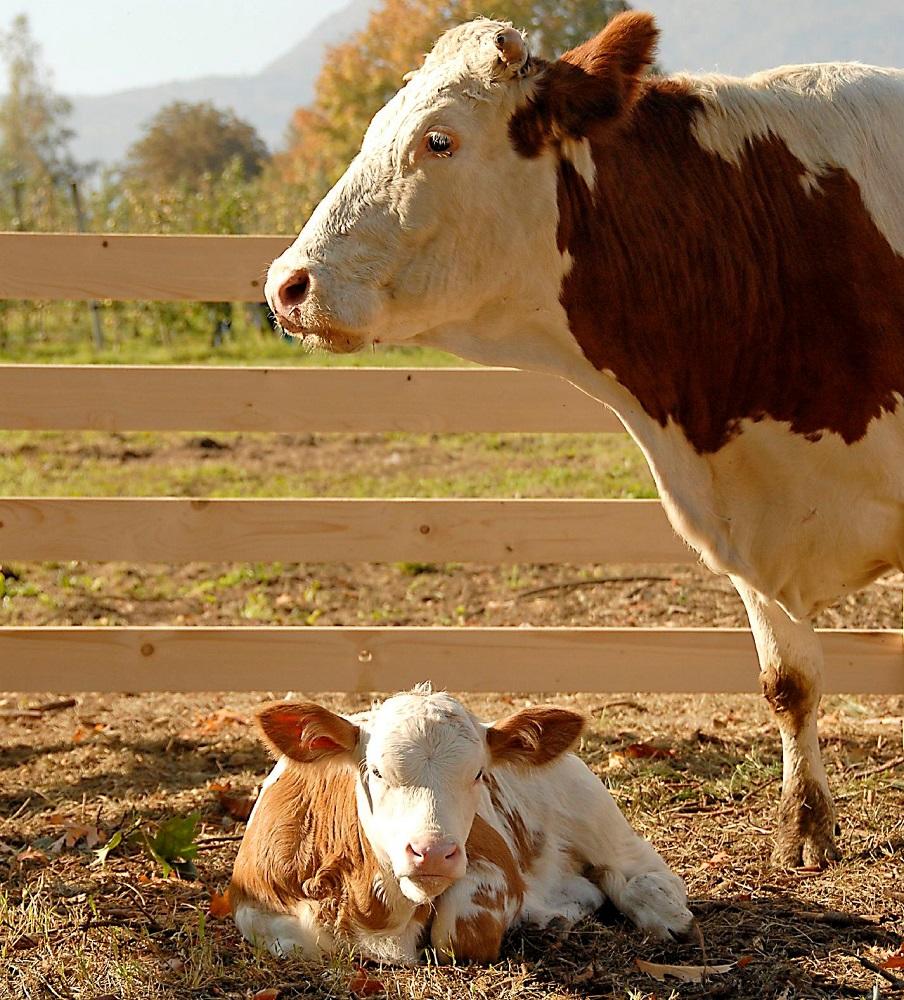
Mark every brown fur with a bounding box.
[487,707,584,765]
[230,762,396,936]
[512,17,904,452]
[450,909,507,964]
[256,701,359,764]
[760,667,816,737]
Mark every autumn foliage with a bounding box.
[277,0,630,188]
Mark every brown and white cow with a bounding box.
[230,687,692,962]
[264,13,904,867]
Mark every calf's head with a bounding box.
[265,13,658,365]
[256,690,583,904]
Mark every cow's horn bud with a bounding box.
[494,27,526,66]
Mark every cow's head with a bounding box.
[256,689,583,904]
[265,12,658,369]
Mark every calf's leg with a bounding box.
[733,578,839,867]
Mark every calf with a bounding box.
[231,687,692,963]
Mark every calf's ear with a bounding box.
[256,701,360,763]
[510,12,658,156]
[486,707,584,766]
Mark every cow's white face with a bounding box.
[265,19,578,370]
[256,689,584,906]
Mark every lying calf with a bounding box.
[231,687,692,963]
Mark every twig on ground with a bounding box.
[591,699,648,714]
[196,834,245,848]
[0,698,78,719]
[737,774,781,805]
[857,955,904,991]
[517,575,672,599]
[848,755,904,779]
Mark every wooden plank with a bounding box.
[0,627,899,693]
[0,233,290,301]
[0,498,690,564]
[0,366,626,433]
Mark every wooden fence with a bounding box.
[1,232,901,693]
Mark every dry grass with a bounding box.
[2,690,902,1000]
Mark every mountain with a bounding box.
[68,0,377,167]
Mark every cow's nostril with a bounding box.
[278,268,310,309]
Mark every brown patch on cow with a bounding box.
[486,707,584,766]
[760,667,816,737]
[513,21,904,451]
[509,12,658,158]
[256,701,359,764]
[449,908,507,963]
[466,812,526,903]
[774,775,839,869]
[230,761,395,936]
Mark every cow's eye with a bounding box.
[426,131,454,156]
[370,765,383,780]
[475,769,484,782]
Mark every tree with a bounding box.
[125,101,268,187]
[278,0,630,189]
[0,14,75,191]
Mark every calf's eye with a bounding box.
[475,769,484,782]
[426,131,454,156]
[370,765,383,780]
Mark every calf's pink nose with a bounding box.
[406,838,461,875]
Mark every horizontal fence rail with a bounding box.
[0,366,625,433]
[0,233,290,301]
[0,627,900,693]
[0,498,690,564]
[1,233,900,695]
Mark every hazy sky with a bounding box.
[8,0,354,95]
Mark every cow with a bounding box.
[230,687,693,962]
[264,12,904,868]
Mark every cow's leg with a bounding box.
[733,578,838,867]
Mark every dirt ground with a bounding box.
[1,689,903,1000]
[2,429,903,997]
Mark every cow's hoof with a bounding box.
[772,779,840,868]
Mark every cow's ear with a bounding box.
[486,707,584,766]
[510,12,658,155]
[256,701,359,764]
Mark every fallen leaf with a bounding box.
[251,990,280,1000]
[94,829,125,865]
[11,934,38,950]
[881,944,904,970]
[622,742,675,759]
[213,783,257,823]
[706,851,732,868]
[195,709,248,735]
[209,889,231,918]
[72,723,105,744]
[349,968,386,995]
[636,959,735,983]
[15,847,45,863]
